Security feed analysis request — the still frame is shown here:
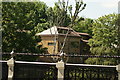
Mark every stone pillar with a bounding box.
[7,58,14,80]
[116,64,120,80]
[0,61,2,80]
[56,61,65,80]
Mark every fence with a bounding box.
[0,60,57,80]
[1,61,8,80]
[0,60,119,80]
[14,61,57,80]
[2,52,120,58]
[65,64,117,80]
[1,52,120,80]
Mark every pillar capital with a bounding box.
[7,58,14,66]
[116,64,120,80]
[56,61,65,69]
[116,64,120,72]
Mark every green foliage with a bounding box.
[46,0,86,27]
[68,0,86,27]
[73,18,93,35]
[116,14,120,57]
[2,2,48,54]
[46,2,71,27]
[86,14,118,65]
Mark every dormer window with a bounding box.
[58,29,62,33]
[58,28,68,34]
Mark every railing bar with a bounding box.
[0,60,7,62]
[8,60,117,67]
[2,52,120,58]
[66,63,116,68]
[97,69,100,79]
[15,61,56,65]
[82,68,84,79]
[0,60,116,68]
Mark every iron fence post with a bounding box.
[116,64,120,80]
[56,61,65,80]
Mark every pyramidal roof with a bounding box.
[36,26,82,37]
[36,26,59,36]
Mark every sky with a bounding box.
[40,0,119,19]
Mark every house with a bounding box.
[36,26,90,55]
[78,32,91,55]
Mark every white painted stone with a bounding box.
[56,61,65,80]
[116,64,120,80]
[7,58,14,80]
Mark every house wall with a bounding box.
[38,35,59,54]
[58,35,81,54]
[38,35,87,63]
[39,35,81,55]
[58,35,82,63]
[80,40,90,55]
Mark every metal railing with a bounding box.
[14,61,57,80]
[0,60,57,80]
[0,60,119,80]
[2,52,120,58]
[1,52,120,80]
[0,61,8,80]
[65,63,118,80]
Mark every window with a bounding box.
[58,29,67,34]
[71,42,79,48]
[48,42,56,46]
[63,30,67,34]
[58,29,62,33]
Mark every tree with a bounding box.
[46,0,86,27]
[73,18,93,35]
[46,2,71,27]
[85,14,118,65]
[45,0,86,55]
[115,14,120,63]
[2,2,48,54]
